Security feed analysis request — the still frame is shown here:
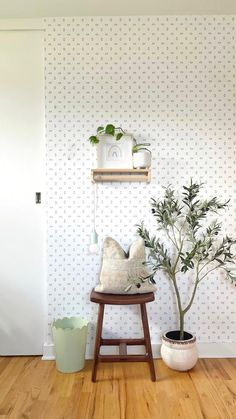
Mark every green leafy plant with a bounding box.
[135,180,236,340]
[132,141,151,154]
[89,124,125,145]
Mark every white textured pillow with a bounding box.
[95,237,157,294]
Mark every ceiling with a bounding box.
[0,0,236,19]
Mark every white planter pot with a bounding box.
[133,150,151,169]
[161,331,198,371]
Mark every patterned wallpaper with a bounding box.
[44,16,236,352]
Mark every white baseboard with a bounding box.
[42,342,236,361]
[42,343,55,360]
[197,342,236,358]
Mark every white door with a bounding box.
[0,30,45,355]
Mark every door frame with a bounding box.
[0,19,47,356]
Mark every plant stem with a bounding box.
[198,263,222,283]
[173,236,184,273]
[179,311,185,340]
[166,230,178,249]
[171,226,179,250]
[116,127,126,134]
[171,275,185,339]
[183,262,200,314]
[198,259,212,273]
[168,233,186,339]
[183,280,199,314]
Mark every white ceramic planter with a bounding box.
[133,150,151,169]
[161,331,198,371]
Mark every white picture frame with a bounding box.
[96,134,133,169]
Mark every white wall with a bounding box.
[43,16,236,357]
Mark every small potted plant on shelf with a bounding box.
[132,140,151,169]
[135,180,236,371]
[89,124,133,169]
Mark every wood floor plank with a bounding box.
[189,360,231,419]
[0,357,236,419]
[0,357,30,405]
[199,359,236,419]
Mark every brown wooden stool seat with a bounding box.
[90,289,156,382]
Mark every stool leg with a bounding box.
[92,303,104,382]
[140,303,156,381]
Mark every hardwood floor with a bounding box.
[0,357,236,419]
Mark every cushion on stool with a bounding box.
[95,237,157,294]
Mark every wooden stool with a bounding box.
[90,289,156,382]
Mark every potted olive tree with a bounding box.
[136,180,236,371]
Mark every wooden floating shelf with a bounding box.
[92,168,151,183]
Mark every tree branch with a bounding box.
[166,229,178,249]
[198,263,222,283]
[183,261,200,314]
[173,236,184,273]
[198,259,212,273]
[171,226,179,249]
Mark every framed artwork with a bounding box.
[97,134,133,168]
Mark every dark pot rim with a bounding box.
[162,330,196,345]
